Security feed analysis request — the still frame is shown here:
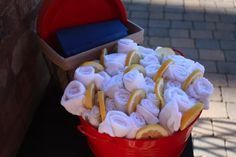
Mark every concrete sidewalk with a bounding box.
[124,0,236,156]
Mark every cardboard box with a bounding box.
[37,20,144,89]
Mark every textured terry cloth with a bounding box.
[117,39,138,54]
[104,53,127,76]
[94,71,111,90]
[136,105,159,124]
[145,77,155,93]
[103,74,124,98]
[86,106,101,128]
[61,80,86,116]
[123,70,146,92]
[186,77,214,109]
[164,87,193,113]
[140,55,160,67]
[159,100,182,134]
[138,46,160,59]
[105,98,117,112]
[146,92,160,107]
[140,99,159,117]
[164,80,181,90]
[126,112,146,139]
[74,66,95,87]
[145,64,161,78]
[114,88,130,112]
[98,111,132,137]
[57,20,128,57]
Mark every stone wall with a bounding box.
[0,0,50,156]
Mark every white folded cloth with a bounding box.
[146,92,160,107]
[123,70,146,92]
[140,55,160,67]
[114,88,130,112]
[94,71,111,90]
[87,106,101,127]
[145,77,155,93]
[164,87,192,113]
[105,98,117,112]
[105,61,124,76]
[61,80,86,116]
[186,77,214,109]
[117,39,138,54]
[74,66,95,87]
[140,99,160,116]
[98,111,132,137]
[145,64,161,78]
[138,46,160,59]
[103,74,124,98]
[126,112,146,139]
[159,100,182,134]
[164,80,181,90]
[136,105,159,124]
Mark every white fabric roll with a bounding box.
[123,70,146,92]
[140,55,160,67]
[140,99,160,117]
[138,46,159,59]
[104,53,127,66]
[105,61,124,76]
[103,74,124,98]
[159,100,182,134]
[164,87,192,113]
[114,88,130,112]
[74,66,95,87]
[145,64,161,78]
[136,105,159,124]
[186,77,214,109]
[61,80,86,116]
[117,39,138,54]
[94,71,111,90]
[105,98,117,112]
[98,111,132,137]
[146,93,160,107]
[87,106,101,127]
[145,77,155,93]
[164,80,181,90]
[126,112,146,139]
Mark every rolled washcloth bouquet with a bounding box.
[61,39,214,139]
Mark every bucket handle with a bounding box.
[77,125,116,143]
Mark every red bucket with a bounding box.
[78,112,200,157]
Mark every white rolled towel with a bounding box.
[186,77,214,109]
[123,70,146,92]
[164,87,192,113]
[145,64,161,78]
[164,80,181,90]
[140,55,160,67]
[117,39,138,54]
[114,88,130,112]
[140,99,160,116]
[103,74,124,98]
[138,46,159,59]
[146,92,160,107]
[145,77,155,93]
[98,111,132,137]
[61,80,86,116]
[159,100,182,134]
[126,112,146,139]
[163,64,191,83]
[94,71,111,90]
[104,53,127,66]
[105,61,124,76]
[87,106,101,127]
[74,66,95,87]
[105,98,117,112]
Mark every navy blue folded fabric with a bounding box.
[56,20,128,58]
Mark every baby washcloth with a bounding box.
[145,77,155,93]
[145,64,161,78]
[123,70,146,92]
[117,39,138,54]
[140,55,160,67]
[74,66,95,87]
[103,74,124,98]
[61,80,86,116]
[94,71,111,90]
[114,88,130,112]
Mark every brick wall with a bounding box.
[0,0,50,156]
